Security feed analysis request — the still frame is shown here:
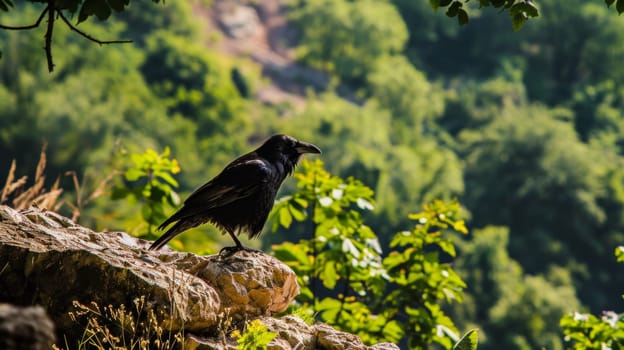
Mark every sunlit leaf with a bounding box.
[279,207,293,228]
[453,329,478,350]
[323,261,338,289]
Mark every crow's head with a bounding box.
[257,134,321,168]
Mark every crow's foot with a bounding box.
[218,245,263,257]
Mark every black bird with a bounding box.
[149,134,321,252]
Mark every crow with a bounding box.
[149,134,321,252]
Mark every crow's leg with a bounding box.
[228,230,244,249]
[219,230,262,256]
[219,230,245,256]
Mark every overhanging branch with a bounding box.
[0,6,48,30]
[57,11,132,46]
[0,3,133,73]
[45,1,55,72]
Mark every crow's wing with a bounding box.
[185,158,272,208]
[157,157,273,230]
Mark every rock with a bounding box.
[0,304,55,350]
[219,4,261,39]
[0,205,398,349]
[186,316,400,350]
[195,251,299,317]
[0,206,296,340]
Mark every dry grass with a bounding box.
[57,297,183,350]
[1,145,64,212]
[1,145,118,221]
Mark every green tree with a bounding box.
[461,105,606,273]
[453,227,580,350]
[292,0,408,84]
[366,55,444,144]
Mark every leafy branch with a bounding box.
[0,0,135,72]
[271,160,470,348]
[111,147,181,239]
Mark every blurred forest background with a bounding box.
[1,0,624,348]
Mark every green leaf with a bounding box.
[446,1,462,17]
[606,0,616,6]
[453,329,479,350]
[510,2,539,17]
[272,242,310,267]
[615,246,624,263]
[156,172,179,187]
[289,203,307,221]
[317,297,342,311]
[457,9,469,25]
[322,261,338,288]
[279,207,293,228]
[107,0,128,12]
[382,320,405,342]
[77,0,98,23]
[93,1,112,21]
[618,0,624,14]
[439,0,452,6]
[512,12,527,31]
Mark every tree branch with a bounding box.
[0,3,132,73]
[57,11,132,45]
[44,2,54,72]
[0,6,48,30]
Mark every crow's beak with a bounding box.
[295,141,322,154]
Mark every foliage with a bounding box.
[111,147,180,238]
[431,0,539,30]
[452,227,581,350]
[60,297,182,350]
[366,55,444,144]
[273,92,464,234]
[383,199,468,349]
[454,329,479,350]
[291,0,408,84]
[559,246,624,350]
[272,160,469,348]
[230,319,277,350]
[560,311,624,350]
[3,0,624,348]
[461,105,605,270]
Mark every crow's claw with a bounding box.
[218,245,263,257]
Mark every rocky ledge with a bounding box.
[0,205,398,349]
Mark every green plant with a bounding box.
[454,329,479,350]
[271,159,469,348]
[559,246,624,350]
[383,199,468,349]
[230,319,277,350]
[111,147,181,238]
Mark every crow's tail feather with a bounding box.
[149,221,184,250]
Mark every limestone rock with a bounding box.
[0,304,55,350]
[0,206,296,339]
[196,250,299,317]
